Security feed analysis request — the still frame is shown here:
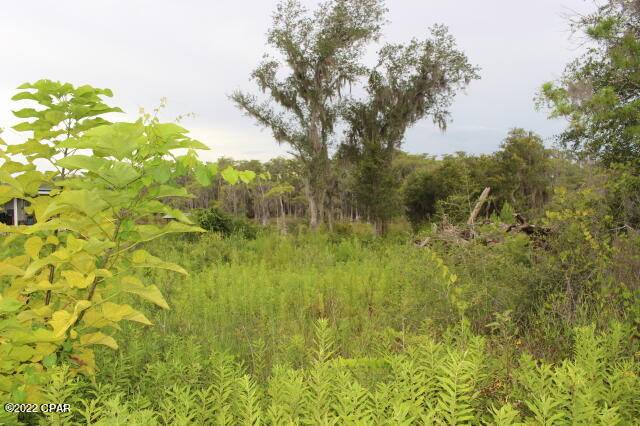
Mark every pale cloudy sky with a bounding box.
[0,0,595,162]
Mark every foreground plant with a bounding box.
[0,81,252,405]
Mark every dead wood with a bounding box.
[467,187,491,225]
[415,211,551,249]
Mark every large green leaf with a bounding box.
[184,140,210,150]
[97,161,140,188]
[119,276,170,309]
[239,170,257,184]
[58,121,145,160]
[40,189,109,221]
[221,166,239,184]
[150,164,172,184]
[154,123,188,137]
[136,221,204,242]
[194,163,212,186]
[0,298,22,314]
[147,185,192,199]
[56,155,110,174]
[12,108,41,119]
[131,250,188,275]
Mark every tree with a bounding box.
[538,0,640,169]
[340,25,479,234]
[403,153,483,228]
[493,129,552,214]
[0,81,251,405]
[231,0,386,228]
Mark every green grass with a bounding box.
[116,232,462,372]
[5,230,640,425]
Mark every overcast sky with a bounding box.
[0,0,595,162]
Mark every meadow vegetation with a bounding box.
[6,221,639,424]
[1,0,640,424]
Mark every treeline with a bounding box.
[213,0,640,234]
[173,127,615,232]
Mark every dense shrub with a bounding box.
[192,206,258,239]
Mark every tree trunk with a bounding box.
[307,185,319,228]
[467,187,491,225]
[374,218,388,236]
[279,196,287,235]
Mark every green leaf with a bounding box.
[40,189,109,221]
[11,92,40,102]
[131,250,188,275]
[0,298,22,314]
[12,122,38,132]
[154,123,188,137]
[194,163,212,186]
[44,110,66,124]
[239,170,256,184]
[56,155,110,173]
[183,139,210,150]
[206,162,219,176]
[42,353,57,369]
[0,263,25,277]
[12,108,41,119]
[147,185,191,199]
[120,276,170,309]
[49,301,92,338]
[150,164,172,184]
[24,237,43,260]
[99,161,140,187]
[136,221,204,242]
[58,121,145,160]
[80,332,118,350]
[221,166,239,184]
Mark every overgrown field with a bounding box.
[8,230,639,425]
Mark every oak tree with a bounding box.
[231,0,386,227]
[341,25,479,234]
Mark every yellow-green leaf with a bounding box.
[221,166,239,184]
[0,297,22,313]
[80,332,118,350]
[101,302,135,323]
[123,310,153,325]
[120,276,170,309]
[49,311,72,338]
[49,301,91,338]
[0,262,25,276]
[130,250,187,275]
[45,235,59,245]
[17,306,52,322]
[9,346,35,362]
[61,270,94,289]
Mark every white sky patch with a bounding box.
[1,0,594,159]
[186,125,292,162]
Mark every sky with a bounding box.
[0,0,596,163]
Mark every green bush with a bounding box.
[191,206,258,239]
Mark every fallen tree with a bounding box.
[415,188,551,247]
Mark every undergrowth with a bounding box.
[8,319,639,425]
[3,230,639,424]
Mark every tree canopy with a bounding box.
[231,0,387,227]
[340,25,479,233]
[538,0,640,170]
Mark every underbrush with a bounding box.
[11,320,639,425]
[3,218,639,424]
[115,232,465,368]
